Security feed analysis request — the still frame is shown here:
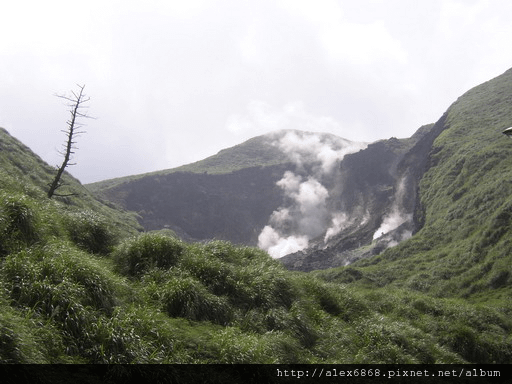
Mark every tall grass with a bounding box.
[0,193,40,256]
[64,210,117,255]
[0,242,124,361]
[112,232,184,277]
[0,189,511,364]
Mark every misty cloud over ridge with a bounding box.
[258,130,367,258]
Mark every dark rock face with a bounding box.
[102,164,292,245]
[280,122,447,271]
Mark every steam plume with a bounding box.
[372,177,412,242]
[324,212,349,243]
[258,130,367,258]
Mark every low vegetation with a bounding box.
[2,69,512,365]
[0,176,511,363]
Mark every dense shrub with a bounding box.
[64,210,117,254]
[113,233,185,277]
[0,193,40,256]
[200,240,276,265]
[285,302,320,349]
[0,243,122,358]
[0,196,510,365]
[179,242,296,311]
[142,270,233,325]
[3,244,118,312]
[235,264,295,310]
[295,277,369,322]
[178,247,238,297]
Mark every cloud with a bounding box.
[3,0,512,185]
[226,101,289,135]
[279,0,408,67]
[225,101,345,138]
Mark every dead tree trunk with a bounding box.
[47,84,91,198]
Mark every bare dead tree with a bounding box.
[47,84,92,198]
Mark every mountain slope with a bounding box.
[316,67,512,304]
[88,129,433,252]
[86,131,292,193]
[87,130,369,245]
[280,123,438,270]
[0,127,142,238]
[88,67,512,296]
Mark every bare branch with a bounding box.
[48,84,93,199]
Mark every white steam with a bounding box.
[258,226,309,259]
[258,172,329,258]
[372,177,412,241]
[324,212,349,243]
[372,208,412,241]
[258,130,367,258]
[282,174,329,237]
[272,130,365,173]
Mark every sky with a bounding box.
[1,0,512,184]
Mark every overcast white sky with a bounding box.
[1,0,512,184]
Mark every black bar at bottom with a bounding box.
[0,364,510,384]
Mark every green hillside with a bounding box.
[1,69,512,368]
[0,127,142,239]
[316,68,512,300]
[315,68,512,361]
[86,132,290,194]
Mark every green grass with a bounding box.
[112,232,185,277]
[4,204,510,364]
[2,69,512,365]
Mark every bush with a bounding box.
[0,193,40,256]
[0,297,51,363]
[201,240,276,265]
[0,243,121,357]
[142,270,233,325]
[113,233,185,277]
[64,210,117,255]
[180,242,295,311]
[179,247,237,297]
[296,277,368,321]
